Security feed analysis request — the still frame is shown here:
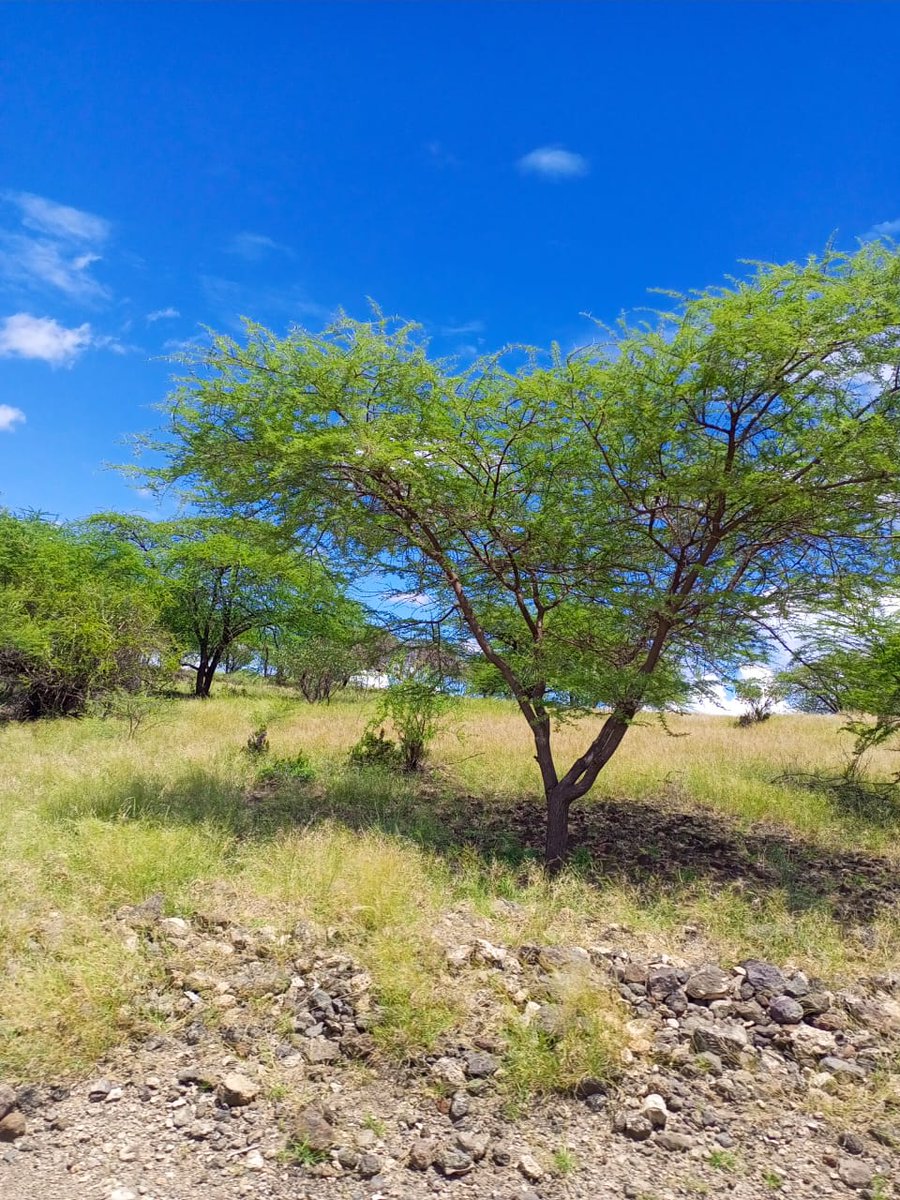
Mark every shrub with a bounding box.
[361,675,453,772]
[256,751,314,784]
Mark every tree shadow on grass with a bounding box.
[44,762,900,926]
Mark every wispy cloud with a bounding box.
[0,403,25,432]
[0,313,94,366]
[864,216,900,241]
[147,306,180,323]
[439,319,485,336]
[517,146,589,180]
[7,192,111,243]
[200,275,328,327]
[0,192,111,301]
[225,232,291,261]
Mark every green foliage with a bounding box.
[282,1138,330,1167]
[255,750,314,784]
[88,689,169,740]
[781,606,900,762]
[90,513,370,699]
[0,511,173,719]
[734,675,787,727]
[152,244,900,860]
[708,1149,739,1172]
[245,726,270,755]
[371,675,453,771]
[349,726,402,769]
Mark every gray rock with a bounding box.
[537,946,590,972]
[684,966,730,1001]
[449,1091,470,1120]
[217,1072,259,1107]
[837,1158,874,1189]
[337,1148,360,1170]
[655,1131,694,1152]
[837,1131,866,1155]
[741,960,786,995]
[464,1049,499,1078]
[357,1153,381,1178]
[301,1037,340,1064]
[407,1138,437,1170]
[290,1106,335,1153]
[436,1146,474,1176]
[615,1113,653,1141]
[647,965,681,999]
[518,1153,545,1181]
[492,1141,514,1166]
[768,995,804,1024]
[821,1056,868,1081]
[687,1017,749,1064]
[456,1132,489,1161]
[87,1079,114,1101]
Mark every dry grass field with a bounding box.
[1,686,898,1086]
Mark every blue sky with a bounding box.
[1,2,899,519]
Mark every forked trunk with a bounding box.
[539,708,636,873]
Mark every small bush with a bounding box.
[245,725,269,755]
[256,751,314,784]
[350,675,453,772]
[349,726,401,769]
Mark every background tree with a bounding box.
[0,511,172,718]
[153,246,900,867]
[781,607,900,759]
[93,514,371,698]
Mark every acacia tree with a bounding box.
[154,246,900,867]
[781,607,900,758]
[93,516,325,697]
[0,512,171,717]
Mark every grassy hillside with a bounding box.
[1,686,898,1083]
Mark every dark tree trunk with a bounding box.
[538,708,636,873]
[195,652,222,697]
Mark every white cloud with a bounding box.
[6,192,111,243]
[0,403,25,432]
[225,232,290,261]
[864,217,900,241]
[0,313,93,366]
[147,307,180,323]
[386,591,433,607]
[0,234,109,301]
[0,192,111,302]
[517,146,589,180]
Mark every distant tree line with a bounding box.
[0,509,386,717]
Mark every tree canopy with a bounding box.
[90,514,366,697]
[0,511,171,718]
[152,245,900,866]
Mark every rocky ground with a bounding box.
[1,899,897,1200]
